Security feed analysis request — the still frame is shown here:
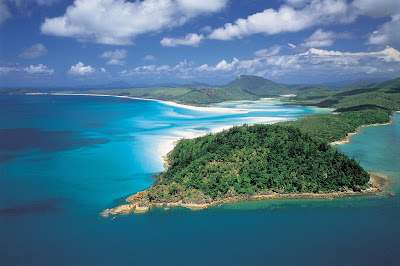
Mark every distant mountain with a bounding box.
[340,80,376,88]
[224,75,287,96]
[224,75,331,96]
[79,81,133,90]
[181,81,213,88]
[323,78,389,88]
[287,76,400,112]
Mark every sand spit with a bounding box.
[50,93,248,113]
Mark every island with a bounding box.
[101,124,387,216]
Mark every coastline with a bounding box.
[50,93,248,113]
[101,172,389,217]
[330,119,395,146]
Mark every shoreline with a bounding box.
[36,92,322,114]
[101,172,390,217]
[330,119,395,146]
[50,93,249,113]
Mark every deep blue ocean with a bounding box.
[0,94,399,265]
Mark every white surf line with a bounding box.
[51,93,249,114]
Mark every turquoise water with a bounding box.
[0,95,399,264]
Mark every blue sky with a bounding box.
[0,0,399,87]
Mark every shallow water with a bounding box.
[0,95,399,264]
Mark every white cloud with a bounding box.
[116,46,400,84]
[142,55,157,61]
[200,25,213,32]
[0,63,54,75]
[368,12,400,46]
[161,33,204,47]
[0,0,59,24]
[299,46,400,62]
[101,49,127,65]
[288,43,297,48]
[41,0,227,45]
[119,59,196,79]
[254,45,282,57]
[0,66,18,73]
[208,0,400,42]
[366,46,400,62]
[23,64,54,74]
[352,0,400,18]
[100,67,106,73]
[69,61,94,75]
[197,58,240,71]
[306,47,343,56]
[157,65,170,71]
[19,43,48,59]
[301,29,336,47]
[175,0,227,17]
[208,0,353,40]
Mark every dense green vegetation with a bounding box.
[280,78,399,144]
[55,86,257,106]
[174,86,257,105]
[286,78,400,112]
[0,88,38,95]
[141,77,399,203]
[278,109,391,143]
[224,75,331,97]
[148,124,369,202]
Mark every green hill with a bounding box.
[286,77,400,112]
[278,109,391,143]
[175,87,257,105]
[102,123,376,216]
[224,75,332,97]
[224,75,288,96]
[279,77,399,145]
[158,124,370,196]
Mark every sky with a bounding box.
[0,0,400,88]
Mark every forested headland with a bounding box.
[102,124,383,216]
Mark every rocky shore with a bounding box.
[101,172,389,217]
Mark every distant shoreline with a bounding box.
[101,172,389,217]
[330,117,395,146]
[49,92,247,113]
